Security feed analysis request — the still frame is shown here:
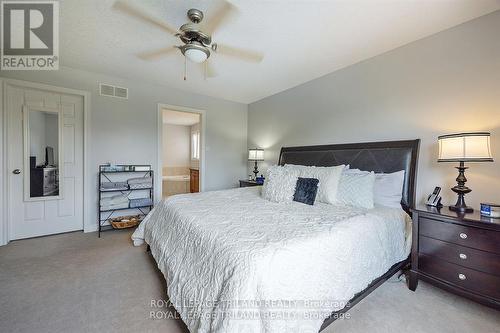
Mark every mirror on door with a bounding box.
[25,107,61,199]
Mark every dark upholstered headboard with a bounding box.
[278,140,420,213]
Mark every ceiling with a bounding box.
[61,0,500,104]
[163,109,200,126]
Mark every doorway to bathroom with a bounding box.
[160,108,202,199]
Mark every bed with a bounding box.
[133,139,420,333]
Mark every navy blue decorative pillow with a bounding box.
[293,177,319,205]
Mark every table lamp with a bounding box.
[248,148,264,180]
[438,132,494,213]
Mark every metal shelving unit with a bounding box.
[98,164,154,237]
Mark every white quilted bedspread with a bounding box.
[132,187,411,333]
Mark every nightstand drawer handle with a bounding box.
[459,253,467,260]
[458,273,466,280]
[459,233,467,239]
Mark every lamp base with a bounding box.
[449,161,473,214]
[253,160,259,180]
[449,205,473,213]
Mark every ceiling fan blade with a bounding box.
[215,43,264,63]
[199,61,217,79]
[137,46,177,60]
[202,0,237,35]
[205,61,217,78]
[113,1,178,36]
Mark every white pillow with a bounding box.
[284,164,344,203]
[262,165,298,203]
[343,169,405,208]
[374,170,405,208]
[335,171,375,209]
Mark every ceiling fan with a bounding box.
[113,0,264,79]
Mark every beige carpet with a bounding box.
[0,230,498,333]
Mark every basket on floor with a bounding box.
[109,215,142,229]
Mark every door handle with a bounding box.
[12,169,21,174]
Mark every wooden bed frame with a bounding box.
[277,139,420,331]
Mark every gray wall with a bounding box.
[29,111,48,164]
[248,11,500,208]
[44,113,59,164]
[29,111,59,165]
[162,123,190,168]
[1,67,247,232]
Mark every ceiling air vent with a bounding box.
[99,83,128,99]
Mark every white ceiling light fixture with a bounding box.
[180,42,210,63]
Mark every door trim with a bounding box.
[1,78,91,245]
[157,103,206,201]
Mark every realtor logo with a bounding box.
[1,0,59,70]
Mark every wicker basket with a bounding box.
[109,215,142,229]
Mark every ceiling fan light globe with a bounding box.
[185,48,208,63]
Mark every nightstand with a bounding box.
[239,180,262,187]
[409,206,500,309]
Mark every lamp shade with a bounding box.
[248,148,264,161]
[438,132,493,162]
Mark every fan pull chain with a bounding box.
[204,61,207,80]
[183,56,187,81]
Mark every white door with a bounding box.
[6,82,84,240]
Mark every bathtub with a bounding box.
[162,175,190,197]
[162,175,190,181]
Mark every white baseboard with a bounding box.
[83,224,98,233]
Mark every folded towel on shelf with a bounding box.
[100,202,129,211]
[127,177,152,185]
[129,198,153,208]
[101,194,129,207]
[100,182,129,191]
[129,182,152,190]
